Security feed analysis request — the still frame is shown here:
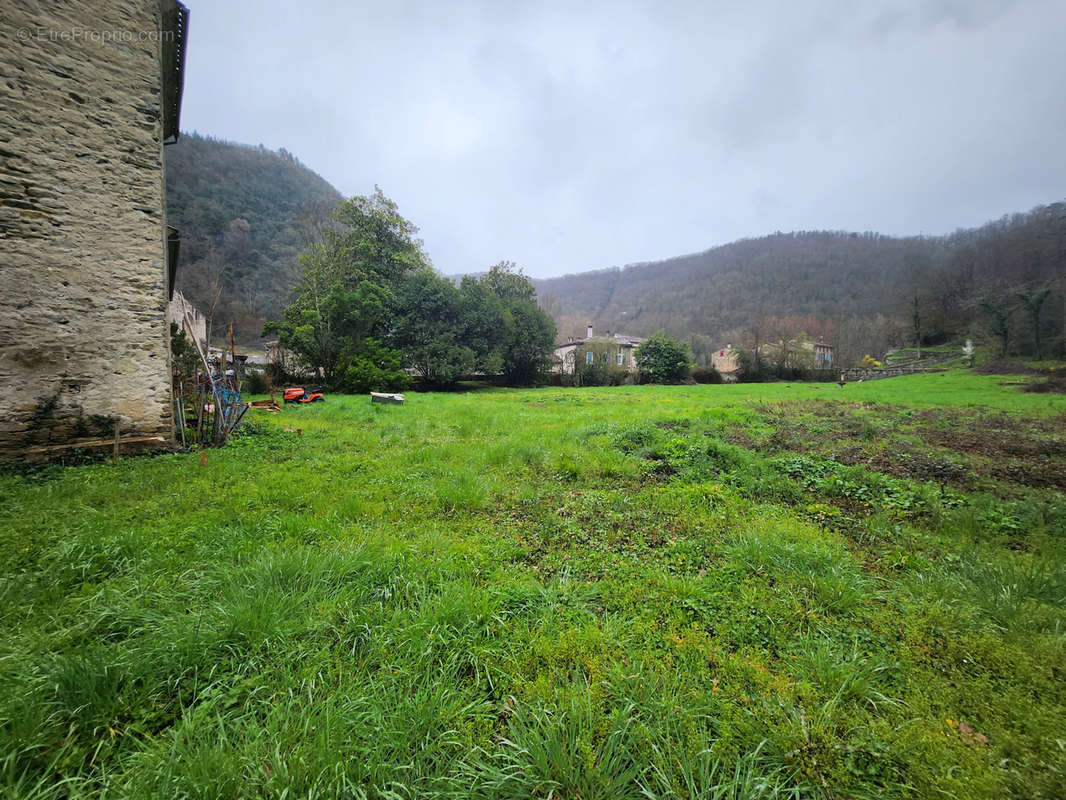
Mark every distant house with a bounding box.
[813,341,834,369]
[243,353,271,370]
[762,338,834,371]
[168,290,207,352]
[264,338,321,380]
[552,324,644,375]
[0,1,190,460]
[711,346,741,382]
[717,338,834,380]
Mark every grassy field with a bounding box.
[2,372,1065,799]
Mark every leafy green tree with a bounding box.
[458,277,506,376]
[266,201,555,390]
[264,189,428,390]
[266,281,392,386]
[480,262,556,384]
[498,299,557,384]
[483,260,536,301]
[394,271,477,386]
[341,338,409,394]
[319,188,429,287]
[636,332,691,383]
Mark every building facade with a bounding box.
[168,290,207,352]
[710,346,740,376]
[552,324,644,375]
[0,0,188,460]
[813,341,834,369]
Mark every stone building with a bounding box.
[551,323,645,375]
[710,346,741,382]
[813,341,834,369]
[168,290,206,352]
[0,1,189,460]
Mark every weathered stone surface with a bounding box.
[0,0,175,460]
[840,366,948,382]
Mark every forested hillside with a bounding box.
[164,133,1063,364]
[535,203,1066,366]
[165,133,342,344]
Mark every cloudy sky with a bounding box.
[180,0,1066,279]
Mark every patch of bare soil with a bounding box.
[752,401,1066,491]
[1023,376,1066,394]
[976,359,1036,375]
[826,444,975,489]
[912,424,1066,490]
[990,458,1066,491]
[919,428,1066,459]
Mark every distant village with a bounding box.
[0,0,843,466]
[0,0,1016,464]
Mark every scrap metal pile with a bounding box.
[173,311,249,448]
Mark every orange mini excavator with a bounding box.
[283,387,325,404]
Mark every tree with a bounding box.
[636,332,691,383]
[263,189,429,390]
[911,291,922,359]
[483,260,536,301]
[340,338,408,394]
[288,188,428,295]
[458,276,505,376]
[393,270,477,386]
[1017,288,1051,359]
[478,262,556,384]
[169,322,200,387]
[980,298,1011,358]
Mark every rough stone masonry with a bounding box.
[0,0,184,460]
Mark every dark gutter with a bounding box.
[167,226,180,299]
[161,1,189,144]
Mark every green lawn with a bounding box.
[2,373,1064,798]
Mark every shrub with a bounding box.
[636,333,691,384]
[242,369,270,395]
[340,339,410,394]
[170,323,200,387]
[569,361,631,387]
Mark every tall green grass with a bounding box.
[1,373,1064,798]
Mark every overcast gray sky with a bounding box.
[180,0,1066,279]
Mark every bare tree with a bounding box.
[980,298,1011,358]
[911,291,922,359]
[1017,288,1051,359]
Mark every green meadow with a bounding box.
[2,372,1065,799]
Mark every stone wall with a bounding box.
[0,0,174,459]
[840,366,947,382]
[168,290,206,351]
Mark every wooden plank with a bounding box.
[24,436,169,459]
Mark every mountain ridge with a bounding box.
[533,206,1065,364]
[165,132,343,344]
[164,133,1063,361]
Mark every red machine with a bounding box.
[283,387,324,404]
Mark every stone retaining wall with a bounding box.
[841,366,947,382]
